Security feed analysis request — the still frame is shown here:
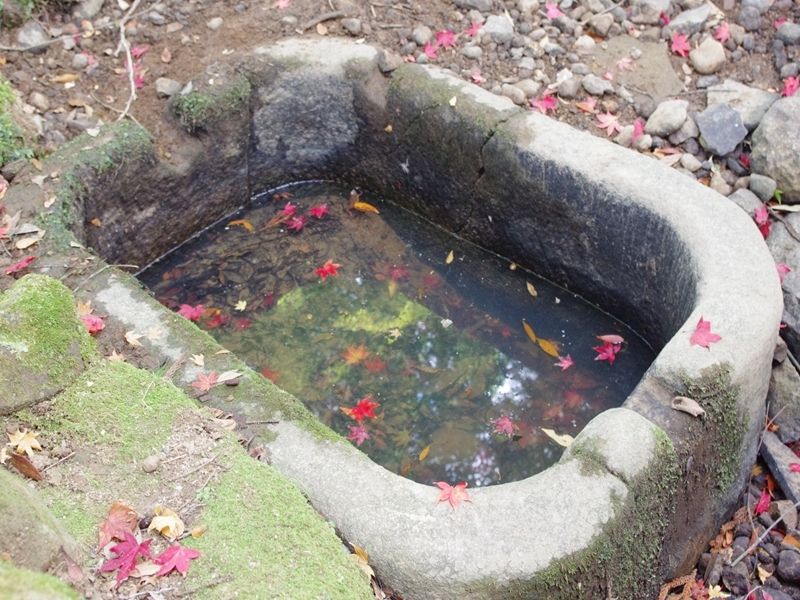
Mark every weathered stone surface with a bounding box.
[761,430,800,503]
[707,79,780,131]
[72,0,104,19]
[0,468,82,572]
[454,0,493,11]
[645,99,688,136]
[482,15,514,43]
[695,103,747,156]
[412,25,432,46]
[737,5,762,31]
[667,2,711,35]
[155,77,181,98]
[778,550,800,583]
[501,83,526,105]
[767,358,800,443]
[777,22,800,45]
[752,97,800,203]
[0,562,80,600]
[16,21,49,53]
[689,37,727,74]
[749,173,777,202]
[629,0,671,24]
[581,73,614,95]
[728,188,762,214]
[767,212,800,356]
[0,275,97,415]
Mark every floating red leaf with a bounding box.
[554,355,574,370]
[286,215,307,231]
[315,260,341,279]
[153,543,201,577]
[346,425,370,446]
[434,481,473,510]
[309,204,329,218]
[342,397,380,423]
[282,202,297,215]
[387,265,410,281]
[364,355,387,373]
[178,304,204,321]
[689,317,722,348]
[492,415,517,437]
[594,341,620,364]
[342,345,370,365]
[260,366,280,384]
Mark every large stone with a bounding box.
[0,562,80,600]
[0,275,97,415]
[16,20,49,54]
[737,5,762,31]
[767,361,800,444]
[645,99,688,136]
[454,0,494,11]
[666,2,711,35]
[689,37,727,75]
[695,103,747,156]
[777,22,800,45]
[629,0,671,24]
[767,211,800,355]
[749,173,777,201]
[751,96,800,203]
[761,431,800,504]
[706,79,780,131]
[581,73,614,95]
[155,77,181,98]
[72,0,105,19]
[0,468,82,572]
[482,15,514,43]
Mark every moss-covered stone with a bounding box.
[0,562,80,600]
[0,274,97,415]
[172,75,251,133]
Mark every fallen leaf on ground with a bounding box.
[124,330,143,346]
[161,47,171,63]
[671,396,706,417]
[148,506,185,540]
[216,369,244,383]
[574,96,597,113]
[708,585,730,598]
[98,500,138,550]
[350,545,374,579]
[671,32,691,57]
[7,429,42,457]
[153,543,200,577]
[234,300,247,311]
[191,354,204,366]
[530,94,557,114]
[434,481,473,510]
[5,256,35,274]
[595,112,621,137]
[100,532,152,586]
[191,371,220,392]
[690,317,722,348]
[9,452,42,480]
[755,488,771,514]
[61,546,84,582]
[106,350,126,362]
[541,428,574,447]
[714,22,731,43]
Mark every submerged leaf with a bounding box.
[522,320,537,343]
[541,428,574,447]
[526,282,538,297]
[537,338,560,357]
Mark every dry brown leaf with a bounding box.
[191,354,205,367]
[90,218,101,227]
[97,500,138,549]
[217,369,244,383]
[7,429,42,457]
[15,234,43,249]
[526,282,538,297]
[61,546,84,582]
[191,525,206,538]
[445,250,454,264]
[351,545,374,579]
[124,331,144,347]
[52,73,78,84]
[214,418,237,431]
[657,569,695,600]
[106,350,126,362]
[671,396,706,418]
[10,452,42,480]
[147,326,163,341]
[76,300,94,316]
[148,506,185,540]
[161,47,172,63]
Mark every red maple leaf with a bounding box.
[343,397,380,423]
[309,204,329,218]
[714,22,731,43]
[465,21,481,37]
[471,72,484,84]
[597,334,625,345]
[235,318,252,330]
[659,11,670,25]
[364,355,387,373]
[387,265,410,281]
[5,256,35,275]
[191,371,220,392]
[153,544,201,577]
[670,32,690,57]
[632,120,645,142]
[422,274,440,288]
[97,500,138,550]
[689,317,721,348]
[755,488,770,514]
[493,415,517,437]
[315,260,341,279]
[434,481,473,510]
[99,532,152,586]
[424,41,438,59]
[594,341,620,364]
[342,345,370,365]
[203,312,230,329]
[436,30,456,48]
[178,304,204,321]
[777,263,791,283]
[286,215,307,231]
[783,76,799,98]
[616,57,633,71]
[595,112,621,137]
[790,463,800,473]
[530,94,557,114]
[130,45,149,58]
[346,425,370,446]
[282,202,297,215]
[554,355,574,370]
[263,292,275,308]
[276,0,291,7]
[574,96,597,114]
[755,204,772,238]
[81,314,105,334]
[260,366,280,384]
[775,17,787,29]
[545,2,563,19]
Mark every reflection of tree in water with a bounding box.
[141,182,653,487]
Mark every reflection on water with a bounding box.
[139,182,654,487]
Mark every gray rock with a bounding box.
[761,430,800,504]
[706,79,780,131]
[710,172,732,195]
[28,92,49,112]
[741,0,772,14]
[460,45,483,59]
[149,11,166,25]
[728,188,762,214]
[781,63,800,79]
[668,116,699,145]
[779,549,800,583]
[767,361,800,444]
[573,35,595,50]
[341,18,362,35]
[71,52,89,70]
[632,133,652,151]
[667,3,711,35]
[377,50,403,73]
[73,0,105,19]
[207,17,223,30]
[16,20,49,53]
[680,153,703,171]
[517,0,540,13]
[696,75,720,88]
[483,15,514,43]
[628,0,671,24]
[468,9,486,23]
[412,26,433,46]
[750,173,777,202]
[728,22,746,45]
[155,77,181,98]
[514,78,542,97]
[689,37,727,75]
[142,452,164,473]
[581,73,614,95]
[502,83,527,105]
[645,99,689,136]
[752,96,800,203]
[695,103,747,156]
[737,5,762,31]
[454,0,493,12]
[777,22,800,45]
[557,76,582,99]
[615,124,634,147]
[518,57,536,71]
[590,13,614,37]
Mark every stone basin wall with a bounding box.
[24,38,783,600]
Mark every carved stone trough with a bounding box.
[17,38,782,599]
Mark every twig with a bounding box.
[731,497,800,566]
[376,23,406,28]
[119,588,176,600]
[114,0,144,122]
[245,419,280,424]
[72,263,139,292]
[169,453,219,481]
[41,451,75,472]
[161,452,187,465]
[162,350,188,382]
[88,92,141,126]
[768,205,800,244]
[174,574,234,598]
[140,380,154,410]
[787,347,800,375]
[300,11,343,31]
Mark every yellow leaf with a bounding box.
[445,250,454,264]
[526,282,538,297]
[15,234,42,249]
[384,124,393,132]
[353,201,379,214]
[419,445,430,461]
[91,218,101,227]
[537,338,560,357]
[228,219,253,232]
[708,585,730,598]
[541,428,574,447]
[387,279,397,298]
[351,545,374,579]
[191,525,206,538]
[757,563,773,584]
[52,73,79,83]
[235,300,247,311]
[7,430,42,458]
[76,300,94,316]
[752,464,763,476]
[125,330,143,347]
[192,354,205,367]
[106,350,126,362]
[522,320,536,343]
[148,506,185,540]
[449,96,457,106]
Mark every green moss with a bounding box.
[182,449,373,600]
[172,76,251,133]
[0,72,33,164]
[478,429,679,600]
[0,562,80,600]
[567,439,613,478]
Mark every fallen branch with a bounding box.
[41,451,75,473]
[169,453,219,481]
[300,11,343,31]
[114,0,143,122]
[245,419,280,425]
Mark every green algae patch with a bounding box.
[0,274,97,415]
[0,562,81,600]
[181,450,373,600]
[172,75,251,133]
